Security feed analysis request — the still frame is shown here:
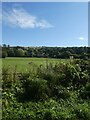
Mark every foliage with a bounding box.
[2,44,90,59]
[2,58,90,120]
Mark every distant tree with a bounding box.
[15,49,25,57]
[60,51,71,59]
[8,48,15,57]
[2,51,7,58]
[1,45,90,59]
[2,44,7,48]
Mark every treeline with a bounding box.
[1,44,90,59]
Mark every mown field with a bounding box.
[2,57,90,120]
[2,57,69,72]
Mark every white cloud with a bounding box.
[78,37,85,40]
[36,20,53,29]
[3,7,53,29]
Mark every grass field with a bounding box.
[2,57,69,72]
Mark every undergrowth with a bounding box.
[2,59,90,120]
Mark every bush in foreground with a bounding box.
[2,59,90,120]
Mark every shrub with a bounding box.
[44,110,53,120]
[2,59,90,120]
[53,85,70,99]
[18,77,49,101]
[74,103,90,119]
[80,83,90,99]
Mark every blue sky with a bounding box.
[2,2,88,47]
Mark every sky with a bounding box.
[2,0,89,2]
[2,2,88,47]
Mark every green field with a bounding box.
[2,57,69,72]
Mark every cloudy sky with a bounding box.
[2,2,88,47]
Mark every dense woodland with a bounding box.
[1,44,90,59]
